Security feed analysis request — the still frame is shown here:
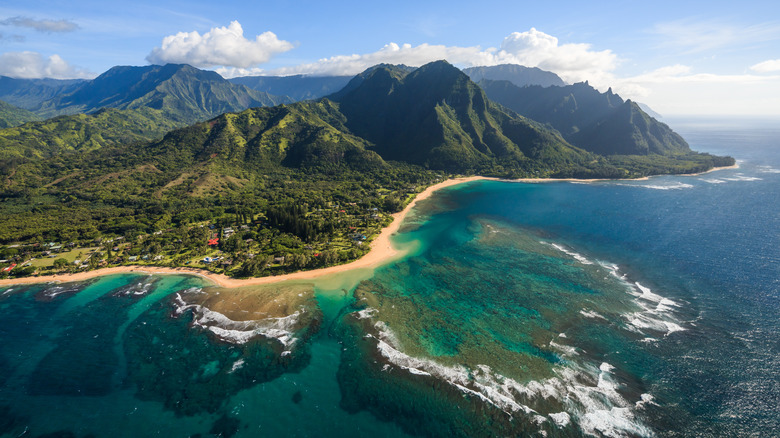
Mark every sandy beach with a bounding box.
[0,164,739,289]
[0,176,487,289]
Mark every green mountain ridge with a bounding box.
[142,100,385,173]
[477,79,690,156]
[0,61,733,184]
[38,64,291,122]
[0,107,181,160]
[330,61,596,174]
[0,64,296,161]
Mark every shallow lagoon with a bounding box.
[1,122,778,437]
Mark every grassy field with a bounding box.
[28,247,99,268]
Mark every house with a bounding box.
[274,256,285,264]
[128,256,138,262]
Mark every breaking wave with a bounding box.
[173,293,302,349]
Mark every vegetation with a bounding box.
[3,64,290,122]
[0,100,41,128]
[0,162,437,279]
[0,60,735,279]
[0,107,181,160]
[478,79,691,155]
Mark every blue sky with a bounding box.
[1,0,779,116]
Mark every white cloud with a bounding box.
[750,59,780,73]
[494,29,618,87]
[230,27,616,85]
[228,41,491,78]
[146,21,294,68]
[612,64,780,116]
[215,27,779,116]
[0,51,92,79]
[0,16,79,33]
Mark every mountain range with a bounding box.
[0,61,732,176]
[0,60,734,252]
[133,61,595,176]
[329,61,590,172]
[477,80,689,155]
[0,64,293,158]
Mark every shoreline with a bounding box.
[0,163,739,289]
[679,162,740,176]
[0,176,486,289]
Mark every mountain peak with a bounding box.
[329,60,579,170]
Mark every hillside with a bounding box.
[463,64,565,88]
[140,101,385,173]
[0,100,42,128]
[478,79,690,155]
[0,64,297,160]
[0,107,181,160]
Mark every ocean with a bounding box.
[1,118,778,437]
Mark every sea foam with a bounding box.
[362,314,655,437]
[619,182,694,190]
[546,243,594,265]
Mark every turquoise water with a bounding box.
[1,120,778,437]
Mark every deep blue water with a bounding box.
[1,119,778,437]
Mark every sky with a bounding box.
[1,0,779,117]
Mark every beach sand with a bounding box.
[0,176,486,289]
[0,164,738,289]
